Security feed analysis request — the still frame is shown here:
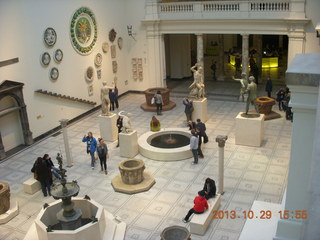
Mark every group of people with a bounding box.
[31,154,61,197]
[82,132,109,174]
[276,87,293,121]
[189,118,209,164]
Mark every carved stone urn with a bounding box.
[160,226,191,240]
[0,182,10,214]
[256,96,275,115]
[119,159,145,185]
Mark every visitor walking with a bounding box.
[116,115,123,147]
[183,190,208,223]
[109,89,116,111]
[154,90,163,115]
[97,138,108,174]
[265,76,273,98]
[114,85,119,109]
[183,98,193,122]
[196,127,204,159]
[190,129,199,164]
[82,132,97,169]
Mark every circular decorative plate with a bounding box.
[50,67,59,80]
[70,7,97,55]
[44,27,57,47]
[40,52,51,66]
[54,49,63,63]
[85,66,94,82]
[94,53,102,67]
[109,28,117,42]
[102,42,109,53]
[117,37,123,50]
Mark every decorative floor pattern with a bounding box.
[0,89,291,240]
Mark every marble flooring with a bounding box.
[0,89,292,240]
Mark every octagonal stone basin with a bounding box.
[144,87,170,106]
[0,182,10,214]
[34,198,106,240]
[160,226,191,240]
[256,96,275,115]
[119,159,145,185]
[138,128,192,161]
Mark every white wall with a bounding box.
[0,0,136,142]
[304,0,320,53]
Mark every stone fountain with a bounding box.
[112,158,155,194]
[0,181,19,224]
[24,153,126,240]
[140,87,176,112]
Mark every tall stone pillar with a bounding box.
[0,132,6,160]
[287,33,305,67]
[59,119,73,167]
[253,35,262,79]
[217,34,225,81]
[241,34,249,78]
[196,34,204,82]
[215,135,228,195]
[274,53,319,240]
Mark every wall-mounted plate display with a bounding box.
[117,37,123,50]
[111,45,116,59]
[109,28,117,42]
[94,53,102,67]
[88,84,93,96]
[54,49,63,63]
[102,42,109,53]
[70,7,97,55]
[40,52,51,66]
[85,66,94,82]
[50,67,59,80]
[112,61,118,74]
[44,27,57,47]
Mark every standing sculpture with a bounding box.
[245,76,259,115]
[232,72,248,102]
[189,63,205,99]
[118,111,133,133]
[100,81,114,116]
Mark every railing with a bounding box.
[35,89,96,106]
[203,2,240,12]
[160,3,193,12]
[250,2,290,11]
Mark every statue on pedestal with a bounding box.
[101,81,114,116]
[245,76,259,115]
[118,111,133,133]
[189,63,205,99]
[233,72,248,102]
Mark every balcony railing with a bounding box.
[146,1,305,20]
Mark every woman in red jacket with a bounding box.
[183,190,208,223]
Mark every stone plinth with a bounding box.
[0,182,10,214]
[23,178,41,194]
[119,159,145,185]
[235,112,264,147]
[23,198,126,240]
[99,114,117,142]
[119,131,138,158]
[0,199,19,224]
[256,97,281,120]
[160,226,191,240]
[192,98,208,123]
[140,87,176,112]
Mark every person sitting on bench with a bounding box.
[203,177,216,199]
[183,190,208,223]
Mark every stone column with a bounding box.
[217,34,225,81]
[215,135,228,195]
[59,119,73,167]
[0,132,6,160]
[196,34,204,82]
[274,53,319,240]
[241,34,249,78]
[253,35,262,79]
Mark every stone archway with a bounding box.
[0,80,33,160]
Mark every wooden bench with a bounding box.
[189,194,221,235]
[23,178,41,194]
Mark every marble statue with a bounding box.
[245,76,259,114]
[233,72,248,102]
[101,81,114,116]
[118,111,133,133]
[189,63,205,99]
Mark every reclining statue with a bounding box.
[118,111,133,133]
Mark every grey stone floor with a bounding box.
[0,91,291,240]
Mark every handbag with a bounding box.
[151,97,155,104]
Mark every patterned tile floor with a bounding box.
[0,85,291,240]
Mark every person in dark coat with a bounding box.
[183,98,193,122]
[187,120,196,130]
[43,154,61,180]
[196,127,204,159]
[114,86,119,109]
[31,157,52,197]
[97,138,109,174]
[109,89,116,111]
[116,115,123,147]
[203,178,216,199]
[265,76,273,97]
[195,119,208,143]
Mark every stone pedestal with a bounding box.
[0,182,10,214]
[235,112,264,147]
[192,98,208,123]
[119,131,138,158]
[59,119,73,167]
[99,114,117,142]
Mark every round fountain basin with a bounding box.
[138,128,192,161]
[160,225,191,240]
[0,182,10,214]
[150,134,190,148]
[119,159,145,185]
